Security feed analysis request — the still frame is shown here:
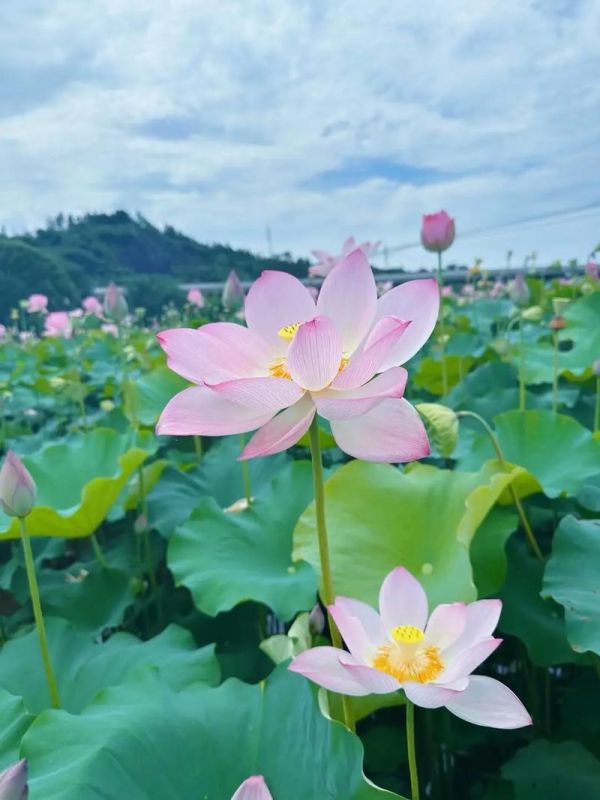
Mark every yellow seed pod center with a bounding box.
[391,625,425,644]
[278,322,300,341]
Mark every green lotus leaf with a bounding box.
[542,516,600,655]
[0,428,152,539]
[0,617,219,713]
[0,688,34,769]
[124,365,189,426]
[22,665,402,799]
[502,739,600,799]
[168,462,316,619]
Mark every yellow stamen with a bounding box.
[278,322,300,341]
[373,643,444,684]
[269,359,291,380]
[391,625,425,644]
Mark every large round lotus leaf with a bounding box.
[168,462,316,619]
[445,362,520,420]
[124,365,188,426]
[413,355,476,395]
[0,618,219,713]
[0,688,33,769]
[499,538,582,666]
[502,739,600,799]
[148,437,290,537]
[293,459,526,609]
[542,516,600,655]
[23,666,402,800]
[0,428,151,539]
[470,506,517,597]
[456,410,600,498]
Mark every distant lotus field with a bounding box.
[0,223,599,799]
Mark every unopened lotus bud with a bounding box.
[103,283,128,322]
[222,270,245,311]
[231,775,273,800]
[510,273,530,307]
[308,604,325,636]
[0,758,28,799]
[421,210,455,253]
[0,452,36,518]
[549,316,566,331]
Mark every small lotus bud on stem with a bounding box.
[0,452,36,518]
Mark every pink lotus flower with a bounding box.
[309,237,381,278]
[441,286,453,298]
[157,250,438,462]
[0,324,7,340]
[421,211,455,253]
[82,295,103,315]
[290,568,531,729]
[26,294,48,313]
[0,759,28,800]
[44,311,72,338]
[0,451,37,518]
[231,775,273,800]
[187,287,205,308]
[585,260,599,280]
[101,323,119,337]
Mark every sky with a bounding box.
[1,0,599,270]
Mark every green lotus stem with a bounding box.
[19,517,60,709]
[518,312,526,412]
[91,533,108,568]
[457,410,544,562]
[138,468,158,597]
[594,376,600,434]
[406,700,420,800]
[307,417,354,731]
[552,331,559,413]
[437,252,448,396]
[194,435,204,462]
[239,434,252,504]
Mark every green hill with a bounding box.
[0,211,309,320]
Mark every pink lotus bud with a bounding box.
[82,295,103,315]
[420,210,455,253]
[0,452,36,518]
[510,272,530,307]
[26,294,48,314]
[222,270,245,311]
[308,604,325,636]
[585,260,599,280]
[103,283,128,322]
[186,287,205,308]
[231,775,273,800]
[0,759,28,799]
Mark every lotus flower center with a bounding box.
[270,321,348,382]
[372,625,444,684]
[278,323,300,341]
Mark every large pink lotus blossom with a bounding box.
[421,211,455,253]
[231,775,273,800]
[44,311,72,338]
[82,295,103,315]
[157,250,438,462]
[309,237,381,278]
[290,568,532,729]
[187,287,205,308]
[26,294,48,313]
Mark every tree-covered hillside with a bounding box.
[0,211,309,319]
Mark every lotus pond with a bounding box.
[0,261,598,800]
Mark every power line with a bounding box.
[382,200,600,255]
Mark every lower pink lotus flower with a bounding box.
[187,287,205,308]
[231,775,273,800]
[26,293,48,313]
[289,568,532,729]
[44,311,72,338]
[309,237,380,278]
[82,295,103,315]
[157,250,439,462]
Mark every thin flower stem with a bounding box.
[19,517,60,709]
[437,252,448,396]
[138,469,158,596]
[594,376,600,434]
[518,312,526,412]
[308,417,355,732]
[194,435,204,462]
[406,700,420,800]
[91,533,108,568]
[239,434,252,504]
[457,410,544,562]
[552,331,559,413]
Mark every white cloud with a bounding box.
[0,0,599,268]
